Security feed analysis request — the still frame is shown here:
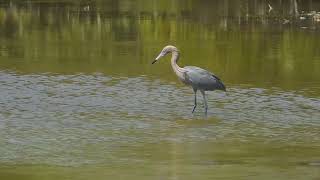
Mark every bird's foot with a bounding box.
[204,107,208,116]
[192,105,197,113]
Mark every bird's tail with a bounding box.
[211,74,226,92]
[218,80,226,92]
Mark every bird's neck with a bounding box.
[170,51,185,78]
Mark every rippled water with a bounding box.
[0,71,319,179]
[0,0,320,179]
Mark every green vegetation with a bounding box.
[0,0,319,93]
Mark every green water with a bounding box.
[0,0,320,179]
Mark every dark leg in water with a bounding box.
[192,88,197,113]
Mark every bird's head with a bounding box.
[152,45,179,64]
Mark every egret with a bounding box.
[152,45,226,115]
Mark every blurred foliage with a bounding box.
[0,0,319,92]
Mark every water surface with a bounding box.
[0,0,320,179]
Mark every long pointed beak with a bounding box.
[152,52,164,64]
[151,59,157,64]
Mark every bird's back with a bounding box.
[183,66,226,91]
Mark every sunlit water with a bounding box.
[0,0,320,179]
[0,72,319,179]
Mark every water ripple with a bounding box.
[0,71,319,166]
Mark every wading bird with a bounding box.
[152,45,226,115]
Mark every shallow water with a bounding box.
[0,0,320,179]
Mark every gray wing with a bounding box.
[184,66,226,91]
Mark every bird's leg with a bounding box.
[192,88,197,113]
[200,90,208,115]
